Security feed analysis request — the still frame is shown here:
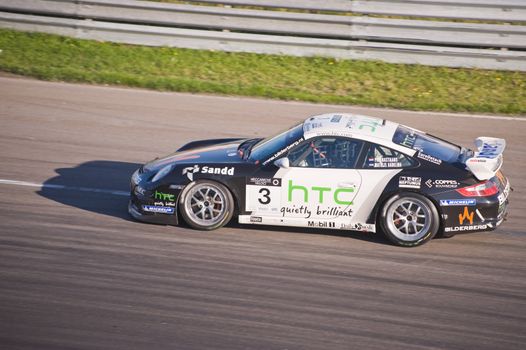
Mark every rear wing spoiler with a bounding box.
[466,137,506,181]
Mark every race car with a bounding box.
[129,113,510,247]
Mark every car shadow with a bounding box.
[38,160,390,245]
[38,160,140,221]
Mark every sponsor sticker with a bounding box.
[444,224,488,232]
[367,157,402,168]
[134,186,146,196]
[426,179,459,189]
[478,142,501,159]
[345,117,382,133]
[440,199,476,206]
[183,165,235,180]
[498,181,510,205]
[279,205,353,219]
[250,216,262,223]
[319,131,352,137]
[263,138,304,166]
[458,206,474,225]
[182,165,200,181]
[308,221,336,228]
[340,223,375,232]
[142,205,175,214]
[247,177,281,186]
[399,176,421,189]
[200,166,235,176]
[417,152,442,165]
[399,133,416,148]
[154,190,175,201]
[154,201,176,207]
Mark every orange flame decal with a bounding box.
[459,206,474,225]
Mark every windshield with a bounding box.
[393,125,461,163]
[250,123,304,164]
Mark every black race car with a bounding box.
[129,113,510,247]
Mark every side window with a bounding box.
[363,143,414,169]
[288,137,363,169]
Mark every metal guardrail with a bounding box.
[0,0,525,71]
[183,0,526,22]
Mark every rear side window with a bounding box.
[363,143,414,169]
[392,125,460,163]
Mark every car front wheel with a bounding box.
[179,180,234,230]
[380,193,439,247]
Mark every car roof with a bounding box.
[302,113,415,155]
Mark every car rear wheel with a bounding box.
[380,193,439,247]
[179,180,234,230]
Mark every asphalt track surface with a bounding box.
[0,75,525,350]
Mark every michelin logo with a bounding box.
[440,199,476,206]
[142,205,175,214]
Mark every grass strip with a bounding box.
[0,29,524,114]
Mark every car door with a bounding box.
[246,136,370,228]
[245,138,414,231]
[351,142,417,228]
[278,137,362,228]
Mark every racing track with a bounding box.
[0,75,525,350]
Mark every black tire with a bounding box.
[379,193,440,247]
[179,180,234,231]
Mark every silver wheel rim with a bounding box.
[386,197,431,242]
[184,183,228,226]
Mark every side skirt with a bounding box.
[238,215,376,233]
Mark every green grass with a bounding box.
[0,29,524,114]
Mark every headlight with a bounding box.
[131,169,141,185]
[151,165,172,183]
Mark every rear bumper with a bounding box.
[494,178,511,229]
[440,177,510,236]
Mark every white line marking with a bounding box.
[0,179,129,196]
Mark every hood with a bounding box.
[143,140,245,173]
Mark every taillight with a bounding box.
[456,181,498,197]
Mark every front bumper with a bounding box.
[128,199,178,225]
[128,168,181,226]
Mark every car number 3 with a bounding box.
[258,188,271,204]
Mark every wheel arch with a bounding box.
[372,190,444,232]
[177,178,240,222]
[375,190,443,246]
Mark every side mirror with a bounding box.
[274,157,290,168]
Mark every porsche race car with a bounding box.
[129,113,510,247]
